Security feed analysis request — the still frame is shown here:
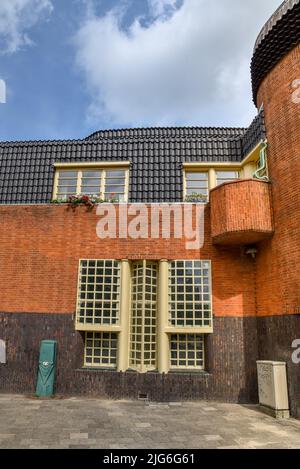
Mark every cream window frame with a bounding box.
[52,162,130,202]
[183,167,240,202]
[76,259,121,331]
[216,170,240,186]
[167,260,213,334]
[170,334,205,371]
[129,260,158,373]
[84,331,118,368]
[75,258,213,374]
[76,259,128,372]
[183,140,267,201]
[183,171,209,203]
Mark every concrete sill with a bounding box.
[168,370,211,377]
[75,367,211,377]
[76,367,117,373]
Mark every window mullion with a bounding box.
[117,260,131,372]
[53,170,60,199]
[101,171,106,200]
[158,260,170,374]
[141,260,146,373]
[208,168,216,193]
[77,170,82,195]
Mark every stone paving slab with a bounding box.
[0,395,299,449]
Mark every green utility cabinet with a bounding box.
[36,340,57,397]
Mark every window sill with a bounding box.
[76,367,117,372]
[169,369,211,376]
[75,367,211,377]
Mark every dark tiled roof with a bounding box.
[86,126,246,141]
[242,110,266,156]
[0,113,265,204]
[251,0,300,104]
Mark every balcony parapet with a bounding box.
[210,179,274,245]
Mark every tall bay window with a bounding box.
[75,259,213,373]
[130,261,158,373]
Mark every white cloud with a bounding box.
[75,0,282,128]
[148,0,178,18]
[0,0,53,54]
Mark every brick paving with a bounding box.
[0,395,300,449]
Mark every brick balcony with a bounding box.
[210,179,274,245]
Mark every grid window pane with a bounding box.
[130,261,157,372]
[57,170,78,199]
[81,170,102,196]
[104,170,126,201]
[55,168,128,201]
[170,334,204,369]
[168,261,212,328]
[76,260,120,326]
[84,332,117,368]
[185,172,209,202]
[216,170,239,186]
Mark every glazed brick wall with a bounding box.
[257,315,300,419]
[210,179,274,245]
[256,43,300,318]
[0,204,257,318]
[0,312,259,403]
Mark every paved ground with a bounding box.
[0,394,300,449]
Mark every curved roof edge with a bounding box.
[254,0,298,51]
[251,0,300,105]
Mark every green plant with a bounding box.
[51,193,120,210]
[184,193,208,203]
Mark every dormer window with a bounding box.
[53,163,129,202]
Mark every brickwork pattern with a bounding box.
[210,180,274,245]
[0,312,258,403]
[0,204,257,318]
[256,43,300,318]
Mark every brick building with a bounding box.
[0,0,300,417]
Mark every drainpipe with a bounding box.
[253,140,269,181]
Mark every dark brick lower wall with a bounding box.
[257,315,300,419]
[1,313,299,415]
[0,312,259,403]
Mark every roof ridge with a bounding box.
[0,135,245,149]
[86,126,247,141]
[0,126,248,147]
[0,138,85,147]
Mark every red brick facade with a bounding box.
[0,204,256,318]
[256,43,300,318]
[210,179,274,245]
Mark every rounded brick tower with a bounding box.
[251,0,300,418]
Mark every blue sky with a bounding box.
[0,0,281,142]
